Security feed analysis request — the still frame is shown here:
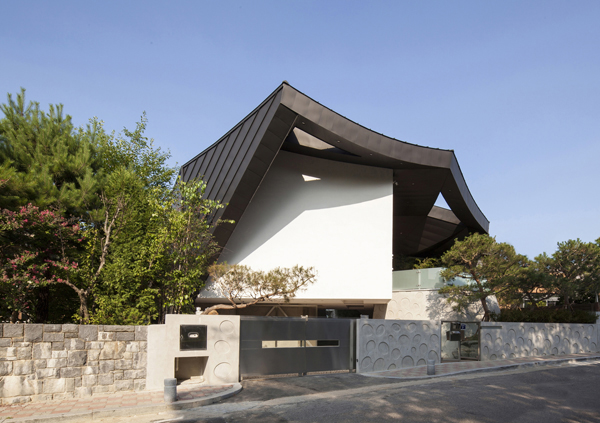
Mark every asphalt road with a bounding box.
[111,361,600,423]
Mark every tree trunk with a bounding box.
[35,286,50,323]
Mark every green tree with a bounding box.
[438,233,528,321]
[201,263,317,315]
[0,88,101,215]
[536,239,600,310]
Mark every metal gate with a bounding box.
[239,316,356,378]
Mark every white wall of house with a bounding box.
[218,151,393,302]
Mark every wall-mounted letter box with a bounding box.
[180,325,207,350]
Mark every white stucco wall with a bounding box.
[219,151,393,302]
[146,315,240,390]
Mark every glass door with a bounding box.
[440,321,480,362]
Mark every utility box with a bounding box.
[180,325,207,350]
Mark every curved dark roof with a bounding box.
[181,82,489,258]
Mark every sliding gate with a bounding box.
[240,316,356,378]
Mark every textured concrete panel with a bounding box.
[357,319,441,373]
[480,323,600,360]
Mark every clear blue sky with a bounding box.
[2,1,599,259]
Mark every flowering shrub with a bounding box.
[0,204,83,319]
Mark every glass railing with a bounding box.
[392,267,471,291]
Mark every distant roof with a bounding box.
[181,82,489,258]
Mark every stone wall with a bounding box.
[480,322,600,360]
[0,324,147,405]
[356,319,441,373]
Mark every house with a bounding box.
[181,82,489,319]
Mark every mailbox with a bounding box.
[180,325,207,350]
[446,322,463,342]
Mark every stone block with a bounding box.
[88,349,100,361]
[36,368,59,378]
[2,395,32,405]
[32,343,52,359]
[82,374,97,387]
[68,350,87,367]
[125,342,140,353]
[88,360,99,367]
[97,373,114,385]
[64,332,78,338]
[140,342,147,352]
[51,350,68,359]
[24,324,43,342]
[43,324,62,332]
[4,324,24,338]
[123,352,133,360]
[52,392,74,401]
[14,341,32,347]
[13,360,33,375]
[75,377,82,387]
[47,358,67,368]
[133,352,147,370]
[79,325,98,342]
[5,347,16,360]
[115,359,133,370]
[133,379,146,391]
[92,385,114,394]
[100,332,116,341]
[43,332,64,342]
[115,379,133,391]
[51,342,64,350]
[87,341,104,350]
[99,360,115,373]
[31,394,53,402]
[62,324,78,333]
[83,365,98,375]
[34,360,47,369]
[65,338,86,350]
[65,378,75,392]
[103,325,134,332]
[16,346,32,360]
[99,341,126,360]
[43,379,66,394]
[0,361,13,375]
[134,326,147,341]
[1,376,36,397]
[74,386,92,398]
[60,367,82,378]
[124,369,146,380]
[98,331,115,341]
[113,370,124,380]
[0,338,11,347]
[116,332,135,341]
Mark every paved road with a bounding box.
[105,361,600,423]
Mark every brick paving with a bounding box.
[370,352,600,379]
[0,384,233,420]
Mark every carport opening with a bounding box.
[175,357,208,384]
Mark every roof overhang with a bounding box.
[181,82,489,258]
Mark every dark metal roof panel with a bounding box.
[182,82,488,257]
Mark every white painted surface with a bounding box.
[356,319,441,372]
[219,151,393,302]
[146,315,240,390]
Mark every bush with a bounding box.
[493,308,598,324]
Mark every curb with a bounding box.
[363,354,600,381]
[6,383,243,423]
